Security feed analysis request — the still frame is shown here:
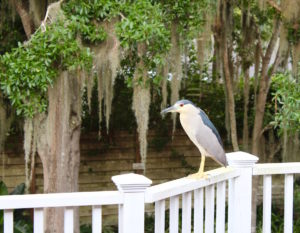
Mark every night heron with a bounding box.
[161,99,227,178]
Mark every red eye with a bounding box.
[180,104,184,107]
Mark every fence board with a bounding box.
[92,205,102,233]
[182,192,192,233]
[64,207,74,233]
[34,208,44,232]
[284,174,294,233]
[4,209,13,233]
[194,188,204,233]
[169,196,179,233]
[216,181,226,233]
[205,184,215,233]
[155,200,165,233]
[263,175,272,233]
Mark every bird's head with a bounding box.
[161,99,197,115]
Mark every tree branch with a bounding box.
[267,0,282,13]
[12,0,34,38]
[261,18,281,79]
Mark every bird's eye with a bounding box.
[180,104,184,107]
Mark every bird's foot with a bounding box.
[187,172,210,180]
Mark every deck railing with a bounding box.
[253,163,300,233]
[0,151,299,233]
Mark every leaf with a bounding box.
[0,181,8,195]
[10,183,25,195]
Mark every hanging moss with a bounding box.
[103,20,120,133]
[160,65,169,112]
[132,43,150,167]
[24,118,36,193]
[169,22,182,133]
[258,0,267,11]
[91,19,120,136]
[196,13,213,70]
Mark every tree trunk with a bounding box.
[222,36,239,151]
[0,93,14,180]
[242,68,250,151]
[222,51,239,151]
[251,19,281,156]
[35,71,82,233]
[214,0,239,151]
[282,131,300,162]
[12,0,34,38]
[29,0,47,27]
[251,18,281,233]
[0,93,14,153]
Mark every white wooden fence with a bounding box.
[0,151,299,233]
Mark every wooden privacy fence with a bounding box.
[0,151,300,233]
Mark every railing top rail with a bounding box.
[0,191,122,210]
[145,167,240,203]
[253,162,300,176]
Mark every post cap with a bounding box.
[226,151,259,168]
[112,173,152,193]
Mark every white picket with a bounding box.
[205,184,215,233]
[155,200,165,233]
[64,207,74,233]
[263,175,272,233]
[182,192,192,233]
[194,188,204,233]
[92,205,102,233]
[216,181,226,233]
[4,209,13,233]
[170,196,179,233]
[34,208,44,232]
[284,174,294,233]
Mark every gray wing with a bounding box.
[196,113,227,166]
[199,109,223,146]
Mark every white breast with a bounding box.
[179,113,207,155]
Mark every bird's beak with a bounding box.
[161,105,177,115]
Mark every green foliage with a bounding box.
[0,20,92,117]
[80,224,118,233]
[116,0,170,67]
[285,18,300,45]
[0,0,174,118]
[159,0,210,40]
[63,0,120,43]
[271,73,300,134]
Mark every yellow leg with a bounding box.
[187,155,207,179]
[198,154,205,175]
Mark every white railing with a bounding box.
[253,163,300,233]
[0,191,122,232]
[0,151,299,233]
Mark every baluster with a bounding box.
[34,208,44,232]
[92,205,102,233]
[216,181,226,233]
[170,196,179,233]
[205,184,215,233]
[228,177,236,233]
[182,192,192,233]
[284,174,294,233]
[155,200,165,233]
[194,188,204,233]
[64,207,74,233]
[263,175,272,233]
[4,209,13,233]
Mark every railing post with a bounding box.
[226,151,259,233]
[112,173,152,233]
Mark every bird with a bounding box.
[161,99,227,179]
